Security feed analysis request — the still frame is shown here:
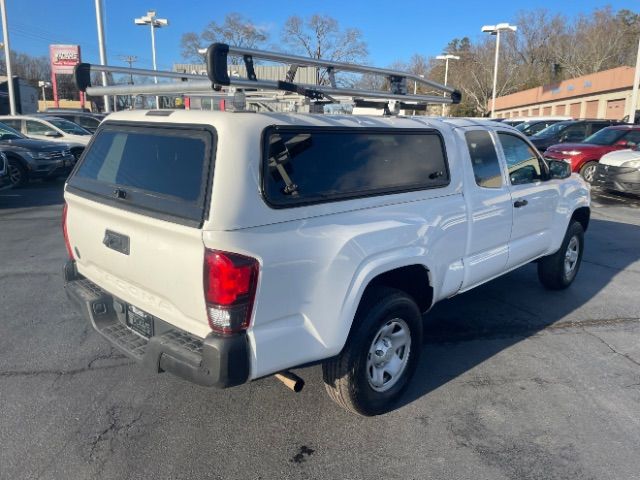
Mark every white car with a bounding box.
[62,110,590,416]
[0,115,91,159]
[594,148,640,195]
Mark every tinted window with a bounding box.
[69,124,215,226]
[76,116,101,128]
[263,128,449,206]
[1,119,21,130]
[498,133,545,185]
[0,122,23,140]
[465,130,502,188]
[561,124,587,141]
[583,128,627,145]
[622,130,640,146]
[77,129,206,202]
[48,119,91,135]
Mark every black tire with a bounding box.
[7,158,28,187]
[71,147,84,161]
[538,221,584,290]
[322,286,422,416]
[579,161,598,184]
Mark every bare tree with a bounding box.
[281,14,368,84]
[181,13,268,64]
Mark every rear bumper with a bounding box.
[63,261,250,388]
[593,164,640,194]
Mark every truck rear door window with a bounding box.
[67,123,215,226]
[263,127,449,207]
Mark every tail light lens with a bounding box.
[204,249,259,335]
[62,203,74,260]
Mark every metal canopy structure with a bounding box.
[74,43,462,113]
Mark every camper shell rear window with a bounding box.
[262,126,450,207]
[67,122,216,227]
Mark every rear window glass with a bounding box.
[263,127,449,206]
[69,124,214,226]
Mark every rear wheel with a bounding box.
[322,287,422,416]
[579,161,598,183]
[538,221,584,290]
[8,159,28,187]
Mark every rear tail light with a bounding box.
[62,203,74,260]
[204,249,259,335]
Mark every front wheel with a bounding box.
[8,159,28,187]
[538,221,584,290]
[579,161,598,183]
[322,287,422,416]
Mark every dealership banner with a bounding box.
[50,44,81,75]
[49,44,84,108]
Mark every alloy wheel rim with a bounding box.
[8,164,21,185]
[366,318,411,392]
[583,165,596,183]
[564,235,580,278]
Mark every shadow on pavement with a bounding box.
[0,179,65,209]
[397,217,640,410]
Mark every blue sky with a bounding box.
[6,0,640,71]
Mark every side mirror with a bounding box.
[44,131,62,138]
[614,140,630,148]
[548,159,571,180]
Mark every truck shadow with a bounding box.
[0,178,65,209]
[397,217,640,410]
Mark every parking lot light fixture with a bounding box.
[482,23,517,117]
[436,54,460,116]
[38,81,51,109]
[134,10,168,108]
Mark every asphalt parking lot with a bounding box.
[1,180,639,480]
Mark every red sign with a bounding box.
[50,44,81,75]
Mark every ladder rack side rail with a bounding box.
[213,43,456,94]
[82,75,454,105]
[84,80,215,97]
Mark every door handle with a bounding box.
[514,199,528,208]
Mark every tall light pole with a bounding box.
[134,10,168,109]
[628,35,640,123]
[482,23,517,117]
[436,54,460,116]
[0,0,16,115]
[94,0,110,112]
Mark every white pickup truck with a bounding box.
[63,111,590,415]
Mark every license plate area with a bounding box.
[126,304,154,338]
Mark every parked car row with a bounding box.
[0,111,104,188]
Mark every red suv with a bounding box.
[544,125,640,183]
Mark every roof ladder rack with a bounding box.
[74,43,462,112]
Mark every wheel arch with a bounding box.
[571,206,590,232]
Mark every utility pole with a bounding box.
[119,55,137,109]
[0,0,16,115]
[119,55,138,84]
[629,35,640,124]
[94,0,110,112]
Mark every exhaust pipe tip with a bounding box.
[275,371,304,392]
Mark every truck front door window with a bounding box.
[465,130,502,188]
[498,133,544,185]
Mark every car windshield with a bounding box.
[515,122,530,131]
[0,122,25,140]
[582,128,627,145]
[532,122,571,137]
[47,119,91,135]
